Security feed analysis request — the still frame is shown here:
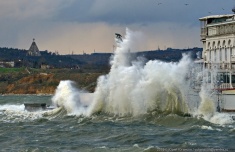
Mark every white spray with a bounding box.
[197,68,234,125]
[88,28,192,116]
[52,80,88,115]
[198,86,215,118]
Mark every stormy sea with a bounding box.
[0,29,234,152]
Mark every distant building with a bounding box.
[0,61,15,68]
[41,64,50,69]
[27,38,41,56]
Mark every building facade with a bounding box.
[199,14,235,89]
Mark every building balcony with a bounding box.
[200,27,207,40]
[207,23,235,37]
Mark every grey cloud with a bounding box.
[0,0,74,20]
[55,0,234,25]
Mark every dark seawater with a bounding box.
[0,95,234,152]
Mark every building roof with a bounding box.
[199,14,234,21]
[28,38,41,56]
[29,42,39,52]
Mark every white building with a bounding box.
[0,61,14,68]
[199,12,235,112]
[199,14,235,90]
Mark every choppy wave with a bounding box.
[0,104,43,122]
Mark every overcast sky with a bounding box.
[0,0,234,54]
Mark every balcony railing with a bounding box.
[205,63,234,70]
[207,23,235,37]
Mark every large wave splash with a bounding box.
[51,28,234,125]
[88,28,191,116]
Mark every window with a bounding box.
[208,72,211,83]
[232,75,235,83]
[223,72,229,83]
[214,49,216,62]
[225,48,227,61]
[220,48,222,61]
[228,39,231,46]
[231,48,232,58]
[209,50,211,61]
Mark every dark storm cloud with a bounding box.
[55,0,234,25]
[0,0,234,54]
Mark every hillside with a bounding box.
[0,47,203,94]
[0,68,104,94]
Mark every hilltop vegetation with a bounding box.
[0,47,202,69]
[0,47,83,69]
